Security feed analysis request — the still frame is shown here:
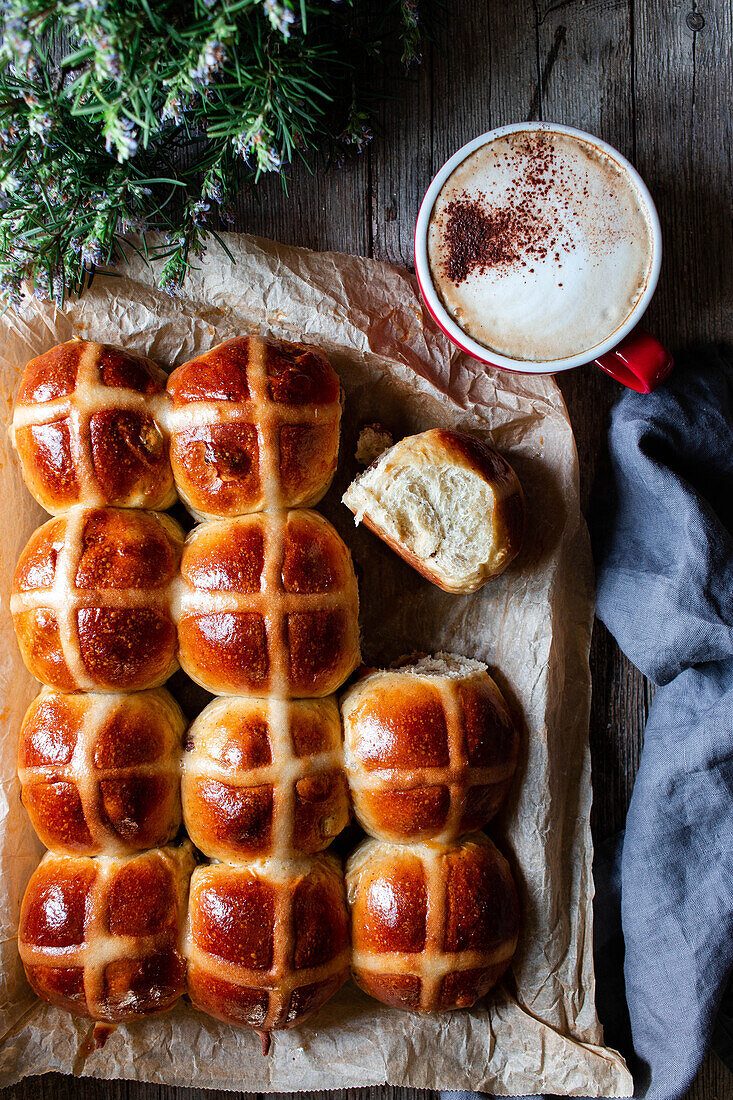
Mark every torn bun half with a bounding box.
[342,429,524,594]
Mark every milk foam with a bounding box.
[427,130,654,362]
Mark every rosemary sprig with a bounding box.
[0,0,423,305]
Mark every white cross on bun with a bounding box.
[18,843,194,1023]
[173,509,360,698]
[12,340,175,514]
[346,832,519,1014]
[18,688,185,856]
[186,853,350,1051]
[166,335,342,520]
[182,695,349,860]
[341,653,519,842]
[11,507,183,692]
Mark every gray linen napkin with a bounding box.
[592,345,733,1098]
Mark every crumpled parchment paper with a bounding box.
[0,232,632,1096]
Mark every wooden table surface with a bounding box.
[4,2,732,1098]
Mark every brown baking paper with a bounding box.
[0,232,632,1096]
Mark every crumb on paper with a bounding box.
[355,423,393,466]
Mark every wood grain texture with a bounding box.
[3,1,731,1098]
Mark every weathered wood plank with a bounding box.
[689,1050,733,1100]
[429,2,493,171]
[635,0,733,348]
[368,27,433,266]
[229,142,371,257]
[3,2,732,1099]
[2,1080,436,1100]
[230,1,370,249]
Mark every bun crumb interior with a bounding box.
[352,460,495,575]
[343,429,524,593]
[393,651,488,678]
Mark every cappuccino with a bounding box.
[427,129,654,362]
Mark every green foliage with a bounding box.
[0,0,423,306]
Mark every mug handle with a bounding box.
[594,328,674,393]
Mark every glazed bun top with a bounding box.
[11,507,183,692]
[18,687,185,855]
[186,852,351,1043]
[341,653,519,841]
[167,335,342,520]
[182,694,349,860]
[18,842,195,1023]
[174,509,360,698]
[12,340,174,514]
[346,832,519,1013]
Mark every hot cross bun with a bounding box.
[346,833,519,1013]
[11,507,183,692]
[19,688,185,855]
[18,843,195,1023]
[12,340,174,514]
[186,853,350,1051]
[166,335,342,520]
[341,654,519,842]
[182,695,349,860]
[173,509,360,697]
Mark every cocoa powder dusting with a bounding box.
[439,134,579,286]
[443,201,520,283]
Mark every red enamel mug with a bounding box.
[414,123,673,394]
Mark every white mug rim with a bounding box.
[413,121,663,374]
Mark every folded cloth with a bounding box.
[440,347,733,1100]
[593,346,733,1099]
